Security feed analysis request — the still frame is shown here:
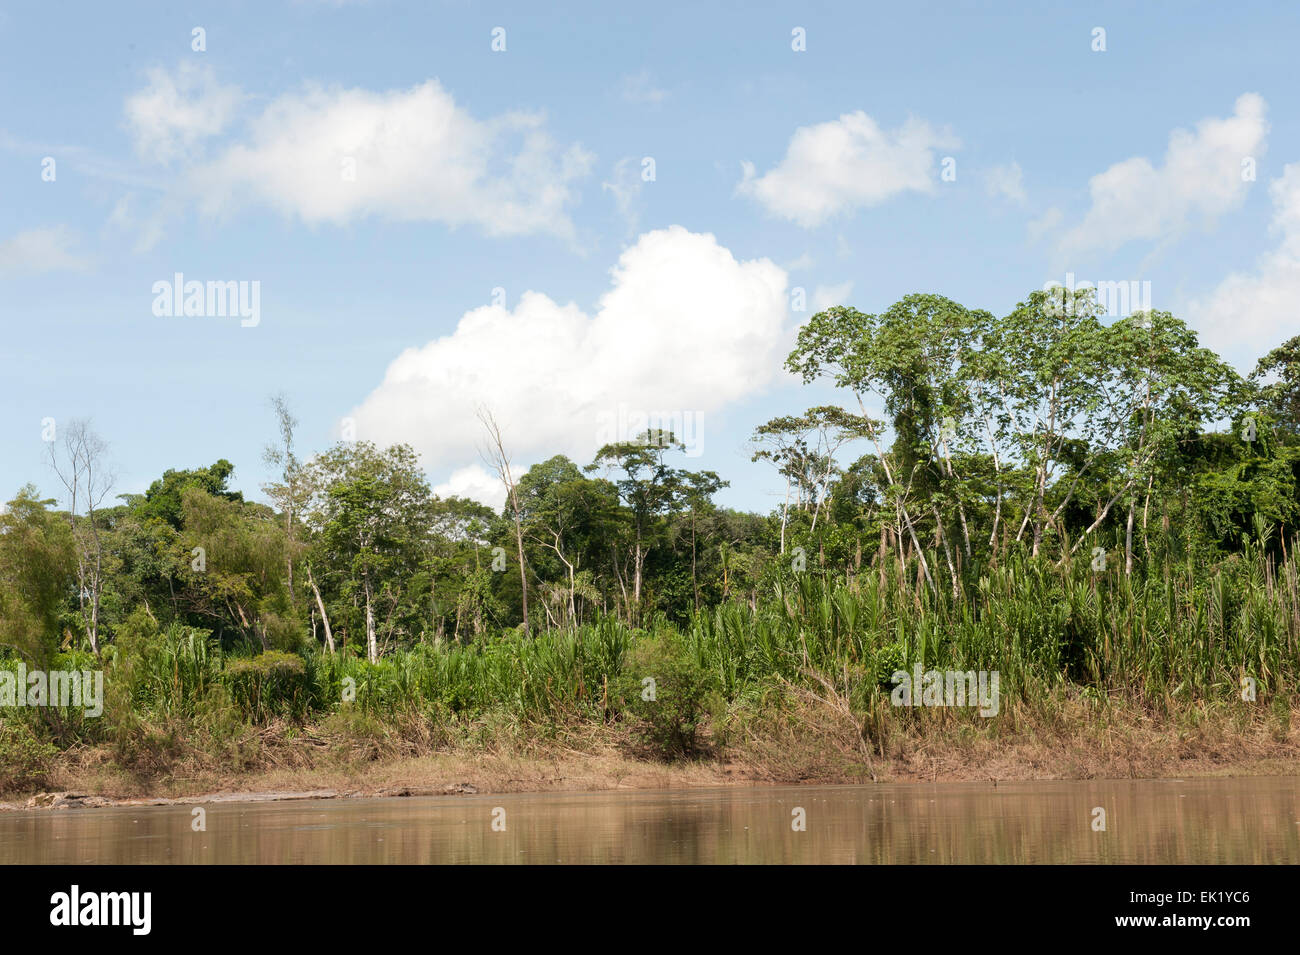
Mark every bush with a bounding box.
[0,719,58,793]
[873,642,907,688]
[616,634,719,760]
[224,651,310,721]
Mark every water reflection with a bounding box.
[2,777,1297,864]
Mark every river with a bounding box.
[2,777,1296,864]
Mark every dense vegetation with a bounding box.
[3,290,1299,789]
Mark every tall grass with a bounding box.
[9,542,1297,744]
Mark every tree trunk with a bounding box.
[691,508,699,614]
[633,535,644,610]
[307,565,335,654]
[932,505,960,598]
[364,574,377,664]
[1124,497,1136,576]
[779,474,791,555]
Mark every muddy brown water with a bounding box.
[2,777,1297,864]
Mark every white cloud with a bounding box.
[985,161,1027,204]
[1188,162,1300,366]
[1060,93,1268,257]
[812,281,854,312]
[125,62,243,164]
[0,227,88,276]
[620,71,667,106]
[347,226,790,504]
[195,79,593,237]
[126,69,594,238]
[737,111,959,228]
[433,465,507,512]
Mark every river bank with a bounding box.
[7,698,1297,811]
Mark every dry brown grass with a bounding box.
[10,693,1295,807]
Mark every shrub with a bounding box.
[224,651,309,722]
[616,634,719,760]
[0,719,58,793]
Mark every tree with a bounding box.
[47,420,114,656]
[305,442,433,663]
[751,407,860,553]
[589,430,689,619]
[178,489,294,651]
[1251,334,1300,438]
[0,488,75,667]
[515,456,598,627]
[262,394,309,610]
[787,303,941,592]
[675,469,729,614]
[127,459,243,529]
[478,408,530,634]
[987,289,1108,557]
[1069,309,1239,570]
[426,495,500,640]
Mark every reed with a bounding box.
[25,542,1298,740]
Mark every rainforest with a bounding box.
[2,289,1299,798]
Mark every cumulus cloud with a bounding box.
[737,111,959,228]
[0,227,88,275]
[125,68,594,238]
[1188,162,1300,367]
[433,465,508,513]
[125,62,243,164]
[347,227,790,503]
[1059,93,1268,257]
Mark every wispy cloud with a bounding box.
[0,227,90,276]
[1059,93,1268,258]
[620,70,668,106]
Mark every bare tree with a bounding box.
[48,419,114,657]
[477,407,529,633]
[262,393,307,609]
[264,396,336,654]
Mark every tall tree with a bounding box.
[1251,334,1300,438]
[305,442,433,663]
[262,394,309,610]
[47,419,114,656]
[0,488,76,666]
[478,408,530,634]
[589,430,688,619]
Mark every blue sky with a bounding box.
[3,0,1299,515]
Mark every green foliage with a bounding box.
[4,287,1300,783]
[223,650,310,721]
[1252,334,1300,437]
[0,719,58,792]
[616,632,720,760]
[0,487,76,666]
[127,459,243,530]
